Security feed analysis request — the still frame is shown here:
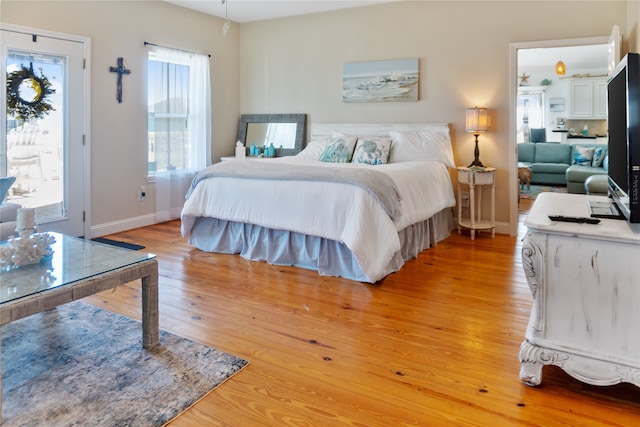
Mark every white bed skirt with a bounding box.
[188,208,454,283]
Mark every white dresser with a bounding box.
[519,192,640,388]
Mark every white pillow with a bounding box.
[389,129,455,168]
[296,139,329,159]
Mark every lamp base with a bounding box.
[468,134,485,168]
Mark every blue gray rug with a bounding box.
[1,301,248,426]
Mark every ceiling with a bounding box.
[163,0,396,23]
[518,44,610,75]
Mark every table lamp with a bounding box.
[466,106,488,168]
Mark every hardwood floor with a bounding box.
[86,201,639,426]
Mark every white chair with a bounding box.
[6,125,45,193]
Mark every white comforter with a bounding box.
[181,156,455,281]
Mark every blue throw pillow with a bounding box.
[592,147,605,167]
[1,177,16,203]
[573,146,595,166]
[352,137,391,165]
[319,136,357,163]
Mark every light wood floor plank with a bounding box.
[85,200,640,426]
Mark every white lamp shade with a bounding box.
[466,107,488,133]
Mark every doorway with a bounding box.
[1,24,89,237]
[508,35,612,234]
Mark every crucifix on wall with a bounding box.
[109,57,131,103]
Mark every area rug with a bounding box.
[520,184,568,200]
[90,237,145,251]
[1,301,249,426]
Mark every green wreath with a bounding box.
[6,65,56,121]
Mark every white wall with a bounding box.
[1,0,240,234]
[1,1,634,235]
[238,1,628,230]
[628,0,639,52]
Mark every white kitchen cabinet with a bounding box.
[593,79,608,118]
[570,77,607,119]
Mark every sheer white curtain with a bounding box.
[148,45,210,222]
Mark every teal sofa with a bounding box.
[517,143,608,193]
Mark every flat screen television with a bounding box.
[607,52,640,223]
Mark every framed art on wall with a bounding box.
[342,58,419,103]
[549,97,565,112]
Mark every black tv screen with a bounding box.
[607,52,640,223]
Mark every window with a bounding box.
[516,88,545,143]
[147,46,210,176]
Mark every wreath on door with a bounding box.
[6,64,56,121]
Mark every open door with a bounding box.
[1,25,89,237]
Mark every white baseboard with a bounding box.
[89,214,157,239]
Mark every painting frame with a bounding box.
[342,58,419,103]
[549,97,565,112]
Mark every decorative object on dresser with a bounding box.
[237,114,306,157]
[181,123,456,283]
[465,106,488,167]
[519,192,639,388]
[456,167,496,240]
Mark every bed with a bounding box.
[181,123,457,283]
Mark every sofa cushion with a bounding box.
[534,144,571,164]
[585,174,609,194]
[592,147,606,167]
[517,143,535,163]
[531,163,570,174]
[570,143,608,162]
[572,146,595,166]
[566,165,608,183]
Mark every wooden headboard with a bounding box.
[310,123,450,140]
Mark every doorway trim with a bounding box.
[1,22,91,238]
[508,36,609,236]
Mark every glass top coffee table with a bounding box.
[0,232,159,422]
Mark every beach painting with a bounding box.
[343,58,419,103]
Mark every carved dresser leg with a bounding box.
[519,340,543,386]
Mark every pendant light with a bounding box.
[555,60,566,75]
[222,0,231,37]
